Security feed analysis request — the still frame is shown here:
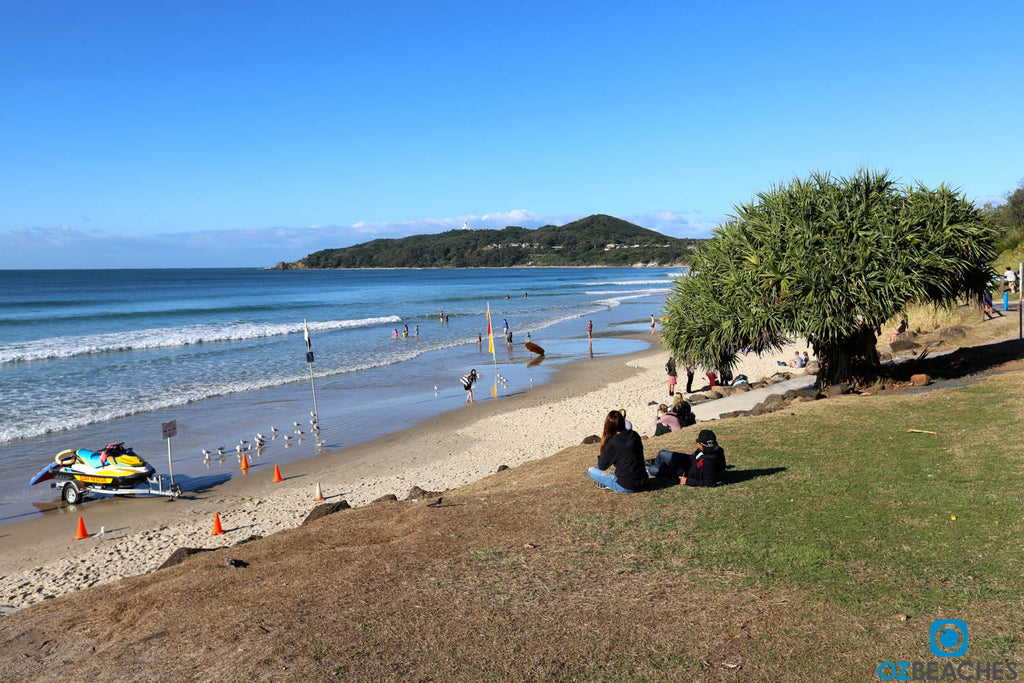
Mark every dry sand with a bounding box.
[0,337,811,614]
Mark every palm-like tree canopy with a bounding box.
[661,171,996,388]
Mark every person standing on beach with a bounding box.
[587,320,593,340]
[414,324,419,338]
[461,369,478,403]
[685,364,695,394]
[403,323,409,339]
[665,356,677,396]
[649,314,656,334]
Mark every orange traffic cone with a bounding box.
[272,464,283,483]
[239,452,249,471]
[74,516,89,540]
[210,513,224,536]
[313,482,324,501]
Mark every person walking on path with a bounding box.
[1005,266,1018,294]
[461,369,478,403]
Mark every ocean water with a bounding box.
[0,267,679,521]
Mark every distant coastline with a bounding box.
[276,214,705,270]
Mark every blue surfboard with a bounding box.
[29,462,59,486]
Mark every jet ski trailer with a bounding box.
[29,443,182,505]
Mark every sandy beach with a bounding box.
[0,336,811,614]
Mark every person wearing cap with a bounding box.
[588,410,648,493]
[647,429,726,486]
[685,429,726,487]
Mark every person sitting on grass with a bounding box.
[654,404,681,436]
[588,410,648,493]
[647,429,726,487]
[685,429,726,487]
[667,394,696,428]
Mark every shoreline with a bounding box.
[0,333,810,613]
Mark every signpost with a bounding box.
[303,319,320,426]
[161,420,177,487]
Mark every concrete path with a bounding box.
[688,375,817,421]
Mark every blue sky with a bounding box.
[2,1,1022,268]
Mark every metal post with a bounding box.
[308,362,319,421]
[166,438,175,487]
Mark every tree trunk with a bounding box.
[814,326,881,391]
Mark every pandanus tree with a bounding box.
[661,170,997,390]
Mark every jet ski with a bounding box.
[30,442,177,504]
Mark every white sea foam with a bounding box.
[0,316,403,364]
[588,279,676,286]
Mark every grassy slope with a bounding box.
[0,359,1022,681]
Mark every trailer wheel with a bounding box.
[62,482,82,505]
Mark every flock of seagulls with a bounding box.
[200,411,326,467]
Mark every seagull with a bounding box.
[202,448,211,458]
[283,434,292,441]
[96,526,106,539]
[296,429,304,436]
[255,433,265,441]
[217,446,225,456]
[310,411,317,418]
[434,385,438,392]
[270,426,279,434]
[293,421,301,429]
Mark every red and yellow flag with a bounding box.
[486,303,494,354]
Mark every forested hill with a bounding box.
[276,214,704,269]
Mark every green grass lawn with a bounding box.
[570,373,1024,666]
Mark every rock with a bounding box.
[750,382,767,389]
[717,386,735,397]
[406,486,443,500]
[581,434,600,445]
[826,383,853,398]
[647,400,659,406]
[157,547,213,571]
[890,338,922,353]
[762,394,787,408]
[687,394,707,405]
[703,391,720,400]
[793,388,824,400]
[938,326,967,341]
[910,373,931,386]
[496,464,510,472]
[719,410,750,419]
[805,360,821,374]
[225,558,249,568]
[733,383,751,392]
[371,493,398,503]
[301,500,351,525]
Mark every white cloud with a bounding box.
[626,210,721,238]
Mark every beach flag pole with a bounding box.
[304,319,320,423]
[486,303,497,397]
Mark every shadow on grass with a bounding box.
[645,466,787,490]
[891,338,1024,381]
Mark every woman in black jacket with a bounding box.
[587,410,648,493]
